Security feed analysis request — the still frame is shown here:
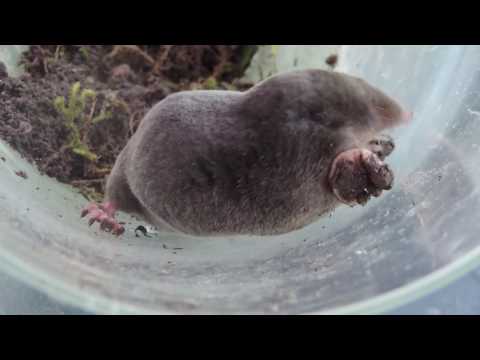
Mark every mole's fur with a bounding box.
[82,69,410,236]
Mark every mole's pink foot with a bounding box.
[81,202,125,236]
[329,148,394,206]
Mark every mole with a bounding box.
[81,69,411,237]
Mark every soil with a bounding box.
[326,54,338,68]
[0,45,257,200]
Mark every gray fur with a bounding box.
[105,69,406,236]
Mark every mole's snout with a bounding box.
[401,110,413,124]
[380,106,413,130]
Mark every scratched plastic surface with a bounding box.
[1,45,480,314]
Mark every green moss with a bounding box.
[54,82,112,162]
[79,47,90,61]
[92,109,113,124]
[203,76,218,90]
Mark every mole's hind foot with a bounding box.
[329,148,394,206]
[81,202,125,236]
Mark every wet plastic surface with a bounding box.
[1,45,480,314]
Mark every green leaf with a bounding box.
[92,110,112,124]
[53,96,66,113]
[72,144,97,161]
[203,77,218,90]
[80,89,96,104]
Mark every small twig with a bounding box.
[54,46,62,61]
[82,96,97,143]
[91,167,111,177]
[128,110,143,137]
[211,45,230,79]
[71,178,105,186]
[83,161,112,179]
[37,46,50,74]
[107,45,155,68]
[128,113,136,137]
[43,59,49,75]
[155,45,173,73]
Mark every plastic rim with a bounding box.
[0,238,479,314]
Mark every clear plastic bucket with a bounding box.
[1,45,479,314]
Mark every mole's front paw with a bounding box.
[368,134,395,160]
[329,149,394,206]
[81,202,125,236]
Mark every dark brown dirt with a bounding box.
[326,54,338,68]
[0,45,257,200]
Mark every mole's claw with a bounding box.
[81,209,89,218]
[102,219,116,233]
[88,218,96,226]
[113,226,125,236]
[368,134,395,160]
[100,219,108,231]
[361,152,394,190]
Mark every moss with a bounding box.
[54,82,112,162]
[203,76,218,90]
[79,46,90,62]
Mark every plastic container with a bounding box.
[1,45,479,314]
